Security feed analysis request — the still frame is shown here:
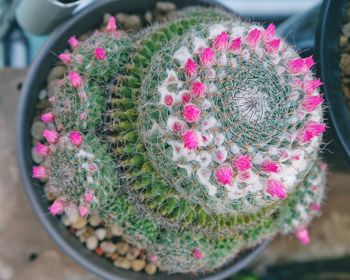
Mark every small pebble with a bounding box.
[340,35,348,48]
[101,241,116,254]
[79,235,87,243]
[131,259,146,272]
[145,263,157,275]
[144,11,153,24]
[38,89,48,100]
[115,13,127,24]
[114,257,131,270]
[116,242,129,255]
[88,213,101,227]
[111,224,123,236]
[71,217,87,230]
[95,228,107,241]
[75,227,86,237]
[31,121,45,140]
[47,65,66,84]
[111,252,119,261]
[124,15,142,31]
[61,215,70,227]
[126,247,140,261]
[155,2,176,13]
[343,22,350,37]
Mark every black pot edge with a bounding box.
[16,0,270,279]
[315,0,350,169]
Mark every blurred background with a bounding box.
[1,1,350,280]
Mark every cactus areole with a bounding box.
[31,7,326,275]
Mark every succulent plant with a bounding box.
[32,7,327,274]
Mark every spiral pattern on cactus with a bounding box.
[31,7,327,274]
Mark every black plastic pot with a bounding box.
[16,0,269,279]
[316,0,350,170]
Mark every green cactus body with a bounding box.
[32,7,327,275]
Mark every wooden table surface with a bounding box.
[0,68,349,280]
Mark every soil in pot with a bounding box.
[28,0,327,277]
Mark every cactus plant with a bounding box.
[32,7,327,274]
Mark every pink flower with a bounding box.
[40,112,55,123]
[49,199,65,216]
[69,71,83,88]
[149,255,158,262]
[105,16,117,32]
[192,248,203,260]
[183,104,201,123]
[298,121,326,143]
[200,47,215,67]
[58,53,72,64]
[262,23,275,42]
[295,228,310,245]
[185,58,197,77]
[43,129,59,144]
[215,165,234,185]
[245,28,261,48]
[181,91,192,104]
[32,166,48,179]
[69,131,83,148]
[191,81,206,97]
[172,121,184,133]
[289,56,315,74]
[213,31,229,50]
[309,202,321,211]
[78,91,87,99]
[79,205,89,217]
[182,130,199,150]
[229,37,242,53]
[163,94,174,107]
[84,191,95,203]
[80,112,88,120]
[94,47,106,60]
[265,38,280,54]
[304,79,322,95]
[261,160,280,173]
[68,36,79,49]
[233,155,252,172]
[302,95,324,112]
[266,179,286,199]
[35,143,50,157]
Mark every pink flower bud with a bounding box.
[69,131,83,148]
[105,16,117,32]
[192,248,203,260]
[261,160,280,173]
[298,121,326,143]
[185,58,197,77]
[245,28,261,48]
[213,31,229,50]
[40,112,55,123]
[172,121,184,133]
[200,47,215,67]
[69,71,83,88]
[289,56,315,74]
[182,130,199,150]
[80,112,88,120]
[78,91,87,99]
[163,94,174,107]
[295,228,310,245]
[229,37,242,53]
[68,36,79,49]
[309,202,321,211]
[183,104,201,123]
[94,47,106,60]
[84,191,95,203]
[32,166,48,179]
[191,81,206,97]
[266,179,286,199]
[149,254,158,262]
[58,53,72,64]
[304,79,322,95]
[265,38,280,54]
[49,198,65,216]
[181,91,192,104]
[262,23,275,42]
[215,165,234,185]
[233,155,252,172]
[43,129,59,144]
[35,143,50,157]
[79,205,89,217]
[302,95,324,112]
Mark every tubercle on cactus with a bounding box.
[31,7,327,274]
